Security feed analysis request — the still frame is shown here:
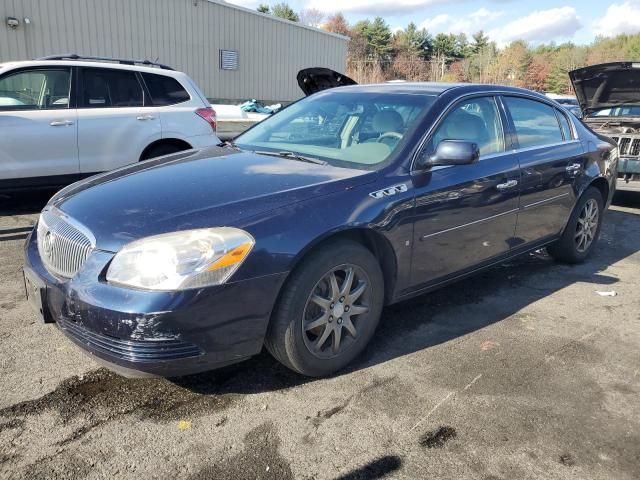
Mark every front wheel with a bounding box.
[265,241,384,377]
[547,186,604,263]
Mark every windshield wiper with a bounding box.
[254,150,327,165]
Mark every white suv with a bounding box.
[0,54,220,190]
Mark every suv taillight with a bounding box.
[196,107,217,133]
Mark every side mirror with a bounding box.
[420,140,480,168]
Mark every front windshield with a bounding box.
[588,105,640,117]
[235,91,436,169]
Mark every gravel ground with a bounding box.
[0,190,639,480]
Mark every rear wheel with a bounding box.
[140,143,187,161]
[547,187,604,263]
[265,241,384,377]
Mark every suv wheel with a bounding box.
[265,241,384,377]
[547,186,604,263]
[141,143,186,161]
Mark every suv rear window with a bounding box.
[141,73,190,106]
[81,68,145,108]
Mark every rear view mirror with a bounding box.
[422,140,480,168]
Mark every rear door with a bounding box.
[502,96,584,243]
[77,67,161,173]
[410,95,521,287]
[0,67,78,182]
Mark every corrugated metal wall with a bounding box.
[0,0,348,102]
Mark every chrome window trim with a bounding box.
[514,139,581,154]
[424,140,580,173]
[420,208,519,240]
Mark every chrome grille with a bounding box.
[619,137,631,155]
[610,136,640,158]
[37,208,95,278]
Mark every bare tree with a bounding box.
[299,8,324,28]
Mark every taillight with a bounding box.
[196,107,217,133]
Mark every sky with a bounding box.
[225,0,640,47]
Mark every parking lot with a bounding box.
[0,190,639,480]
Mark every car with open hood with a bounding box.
[24,72,617,378]
[570,62,640,189]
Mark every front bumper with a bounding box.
[24,228,287,377]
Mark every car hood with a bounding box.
[569,62,640,114]
[52,147,375,252]
[297,67,357,96]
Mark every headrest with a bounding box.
[372,110,404,133]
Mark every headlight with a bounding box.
[106,228,255,291]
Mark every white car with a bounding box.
[0,54,219,190]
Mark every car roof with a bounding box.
[324,82,552,100]
[0,59,187,78]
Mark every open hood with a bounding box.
[569,62,640,115]
[297,68,357,96]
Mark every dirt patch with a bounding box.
[559,453,576,466]
[187,422,293,480]
[336,455,402,480]
[419,426,457,448]
[0,418,24,433]
[21,451,93,480]
[0,368,238,444]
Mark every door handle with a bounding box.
[566,163,581,174]
[136,114,155,121]
[50,120,74,127]
[496,179,518,191]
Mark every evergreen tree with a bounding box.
[271,3,299,22]
[471,31,490,54]
[256,4,270,14]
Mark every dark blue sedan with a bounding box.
[24,79,618,377]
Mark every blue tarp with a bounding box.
[240,99,282,114]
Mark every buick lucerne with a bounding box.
[24,79,617,377]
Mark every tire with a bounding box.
[140,143,186,161]
[547,186,604,264]
[265,240,384,377]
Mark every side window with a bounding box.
[0,69,71,111]
[429,96,505,158]
[556,110,573,140]
[504,97,563,148]
[81,68,144,108]
[141,73,190,106]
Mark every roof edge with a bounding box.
[206,0,350,41]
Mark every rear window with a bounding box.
[81,68,145,108]
[141,73,190,106]
[504,97,563,149]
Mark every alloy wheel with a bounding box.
[302,264,371,359]
[575,198,599,253]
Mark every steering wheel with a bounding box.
[376,132,403,142]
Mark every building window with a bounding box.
[220,50,239,71]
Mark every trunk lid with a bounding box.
[297,68,357,96]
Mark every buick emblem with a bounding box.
[43,231,55,257]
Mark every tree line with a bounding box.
[257,3,640,94]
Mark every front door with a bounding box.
[0,67,78,182]
[77,67,161,173]
[410,95,520,287]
